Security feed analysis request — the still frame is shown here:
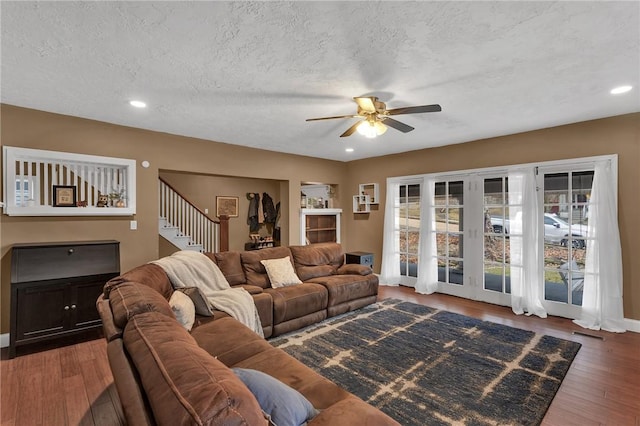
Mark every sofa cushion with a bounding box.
[307,397,400,426]
[307,275,379,308]
[233,345,353,410]
[193,317,275,366]
[213,251,247,286]
[232,368,319,426]
[265,283,328,325]
[109,281,175,330]
[241,247,294,288]
[169,290,195,331]
[289,243,344,282]
[260,256,302,288]
[104,263,173,300]
[123,311,267,426]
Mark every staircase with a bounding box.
[159,178,227,253]
[158,217,205,252]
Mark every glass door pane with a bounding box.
[542,171,593,306]
[435,181,464,285]
[399,184,420,279]
[483,177,511,295]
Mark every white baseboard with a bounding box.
[624,317,640,333]
[0,333,9,348]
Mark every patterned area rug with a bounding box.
[269,298,581,426]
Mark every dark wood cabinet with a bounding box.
[346,251,374,268]
[10,240,120,358]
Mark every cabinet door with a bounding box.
[70,280,105,328]
[15,284,68,340]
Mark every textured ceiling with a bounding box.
[1,1,639,161]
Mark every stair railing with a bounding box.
[159,177,228,252]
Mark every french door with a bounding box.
[395,161,599,319]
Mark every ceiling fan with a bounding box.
[306,96,441,138]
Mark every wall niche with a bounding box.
[159,170,287,253]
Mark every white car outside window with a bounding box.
[543,213,587,248]
[490,213,587,248]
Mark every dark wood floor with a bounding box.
[1,286,638,425]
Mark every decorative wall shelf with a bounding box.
[353,182,378,214]
[358,183,379,205]
[353,195,371,214]
[3,146,136,216]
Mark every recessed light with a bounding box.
[345,148,354,152]
[610,85,632,95]
[129,100,147,108]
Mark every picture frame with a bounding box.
[53,185,77,207]
[216,196,239,217]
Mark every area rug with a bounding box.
[269,298,581,426]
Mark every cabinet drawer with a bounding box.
[11,241,119,283]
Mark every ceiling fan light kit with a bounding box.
[306,96,441,138]
[357,120,387,138]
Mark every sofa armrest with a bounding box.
[336,264,373,276]
[97,295,123,342]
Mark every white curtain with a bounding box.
[508,169,547,318]
[415,177,438,294]
[380,181,401,285]
[574,161,626,332]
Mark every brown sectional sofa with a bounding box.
[97,242,399,426]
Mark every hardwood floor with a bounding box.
[1,286,638,425]
[1,333,124,426]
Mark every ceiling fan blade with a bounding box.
[353,97,377,113]
[306,114,359,121]
[387,104,442,115]
[381,117,414,133]
[340,121,362,137]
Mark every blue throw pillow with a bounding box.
[232,368,319,426]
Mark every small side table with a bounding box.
[345,251,374,269]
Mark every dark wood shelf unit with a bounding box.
[9,240,120,358]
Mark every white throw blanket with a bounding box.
[151,251,263,337]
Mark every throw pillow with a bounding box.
[260,256,302,288]
[175,287,214,317]
[168,290,195,331]
[231,368,319,426]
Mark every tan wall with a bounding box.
[159,170,284,251]
[345,113,640,320]
[1,105,638,334]
[0,104,347,334]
